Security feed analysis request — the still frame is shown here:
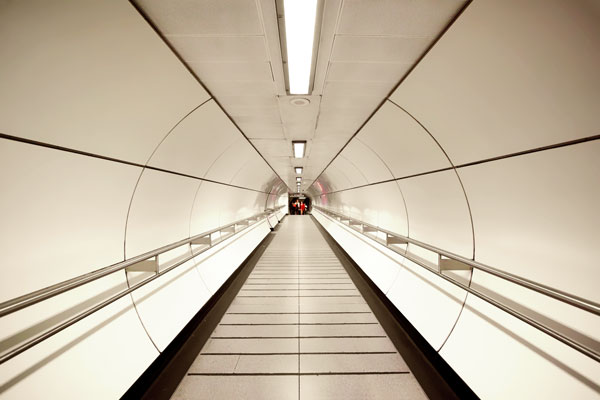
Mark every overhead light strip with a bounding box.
[292,140,306,158]
[295,167,303,174]
[283,0,318,94]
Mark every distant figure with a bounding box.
[291,201,297,215]
[300,202,306,215]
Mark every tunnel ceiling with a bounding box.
[132,0,467,191]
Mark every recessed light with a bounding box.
[296,177,302,182]
[295,167,303,174]
[292,141,306,158]
[290,97,310,106]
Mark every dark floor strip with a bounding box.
[200,351,397,356]
[225,312,371,315]
[237,289,361,296]
[240,288,355,291]
[210,336,387,339]
[219,323,379,326]
[187,372,410,376]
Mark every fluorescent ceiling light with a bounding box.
[296,177,302,182]
[295,167,303,174]
[292,141,306,158]
[284,0,318,94]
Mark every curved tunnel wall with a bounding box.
[0,1,286,398]
[310,1,600,399]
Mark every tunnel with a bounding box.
[0,0,599,399]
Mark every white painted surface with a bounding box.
[440,291,600,400]
[0,139,140,303]
[125,169,201,258]
[0,274,159,399]
[459,142,600,302]
[0,0,209,164]
[399,170,473,258]
[390,0,600,165]
[147,100,239,177]
[195,220,271,293]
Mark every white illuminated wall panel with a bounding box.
[0,0,209,164]
[0,139,140,302]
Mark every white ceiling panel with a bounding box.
[316,108,373,132]
[189,61,273,81]
[237,122,284,139]
[133,0,262,35]
[320,93,382,111]
[235,113,281,126]
[0,0,209,164]
[148,100,238,177]
[341,139,394,183]
[250,139,290,157]
[327,62,412,82]
[217,95,278,109]
[323,81,392,99]
[332,36,432,63]
[284,126,315,140]
[338,0,466,37]
[278,96,321,125]
[226,106,280,118]
[357,102,450,178]
[203,81,276,97]
[390,0,600,165]
[167,36,268,62]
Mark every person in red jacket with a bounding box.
[300,201,306,215]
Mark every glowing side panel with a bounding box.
[390,0,600,164]
[125,169,200,258]
[440,291,600,399]
[0,140,140,303]
[147,101,239,178]
[458,141,600,302]
[0,0,209,163]
[399,170,473,258]
[0,274,158,399]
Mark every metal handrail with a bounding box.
[313,206,600,362]
[0,206,285,364]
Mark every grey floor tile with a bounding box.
[299,296,365,305]
[227,304,298,313]
[242,284,299,290]
[172,375,298,400]
[235,354,298,373]
[202,338,297,354]
[238,290,300,297]
[233,297,299,305]
[298,289,359,296]
[300,303,371,313]
[246,279,301,284]
[300,353,408,373]
[299,374,427,400]
[298,279,352,284]
[300,337,396,353]
[220,313,298,324]
[299,284,355,290]
[300,313,378,324]
[300,323,386,337]
[213,324,297,338]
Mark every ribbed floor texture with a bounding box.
[171,215,427,399]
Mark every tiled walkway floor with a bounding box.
[171,216,428,399]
